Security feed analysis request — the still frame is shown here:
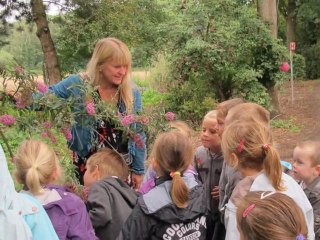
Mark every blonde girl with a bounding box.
[14,139,96,240]
[221,120,314,240]
[119,131,208,239]
[237,191,308,240]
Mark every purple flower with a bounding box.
[62,127,72,141]
[85,102,96,116]
[36,82,49,93]
[121,114,135,126]
[0,115,16,125]
[165,112,175,121]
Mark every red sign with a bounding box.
[290,42,296,51]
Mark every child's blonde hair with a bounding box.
[221,120,284,191]
[216,98,244,120]
[225,103,270,127]
[237,191,308,240]
[14,139,59,195]
[153,131,193,208]
[86,37,133,112]
[203,110,217,122]
[86,148,128,180]
[295,141,320,167]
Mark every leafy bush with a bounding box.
[292,53,306,80]
[304,42,320,80]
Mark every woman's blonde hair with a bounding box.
[153,131,193,208]
[86,37,133,112]
[221,120,284,191]
[86,148,128,180]
[237,191,308,240]
[14,139,59,195]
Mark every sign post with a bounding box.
[289,42,295,104]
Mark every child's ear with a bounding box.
[92,165,101,180]
[229,153,239,167]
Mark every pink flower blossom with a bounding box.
[85,102,96,116]
[140,116,149,125]
[42,121,53,129]
[15,98,27,109]
[62,127,72,141]
[15,66,25,74]
[134,134,144,149]
[0,115,16,125]
[36,82,49,93]
[121,114,135,126]
[280,62,290,72]
[40,131,49,138]
[165,112,175,121]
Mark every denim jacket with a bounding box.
[48,74,146,174]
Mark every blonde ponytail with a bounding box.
[171,172,189,208]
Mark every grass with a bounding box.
[271,117,301,133]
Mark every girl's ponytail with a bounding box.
[171,171,189,208]
[25,165,43,194]
[263,145,284,191]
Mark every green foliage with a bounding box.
[271,118,301,133]
[304,42,320,79]
[293,53,306,80]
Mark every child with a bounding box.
[237,191,308,240]
[292,141,320,239]
[194,110,225,240]
[0,143,59,240]
[221,120,314,239]
[84,148,138,240]
[118,131,208,239]
[218,102,270,218]
[14,139,96,240]
[139,120,198,194]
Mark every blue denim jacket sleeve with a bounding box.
[48,74,83,98]
[128,87,146,174]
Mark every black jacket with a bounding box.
[118,177,208,240]
[86,177,138,240]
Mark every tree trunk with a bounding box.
[257,0,280,112]
[31,0,61,84]
[257,0,278,38]
[286,0,296,48]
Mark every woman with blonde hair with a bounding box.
[119,131,208,239]
[47,37,146,187]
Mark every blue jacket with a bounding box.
[48,74,146,174]
[0,144,59,240]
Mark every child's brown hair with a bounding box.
[221,120,284,191]
[153,130,193,208]
[86,148,128,180]
[225,103,270,127]
[216,98,244,121]
[237,191,308,240]
[295,141,320,166]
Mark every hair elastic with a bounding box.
[262,144,269,151]
[242,203,255,218]
[296,234,305,240]
[237,139,245,153]
[170,171,181,178]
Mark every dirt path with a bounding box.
[272,80,320,160]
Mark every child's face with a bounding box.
[292,147,319,184]
[83,164,100,187]
[201,118,221,152]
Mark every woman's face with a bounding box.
[100,59,128,87]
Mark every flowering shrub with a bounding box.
[0,66,178,182]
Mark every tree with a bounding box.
[257,0,281,112]
[0,0,61,84]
